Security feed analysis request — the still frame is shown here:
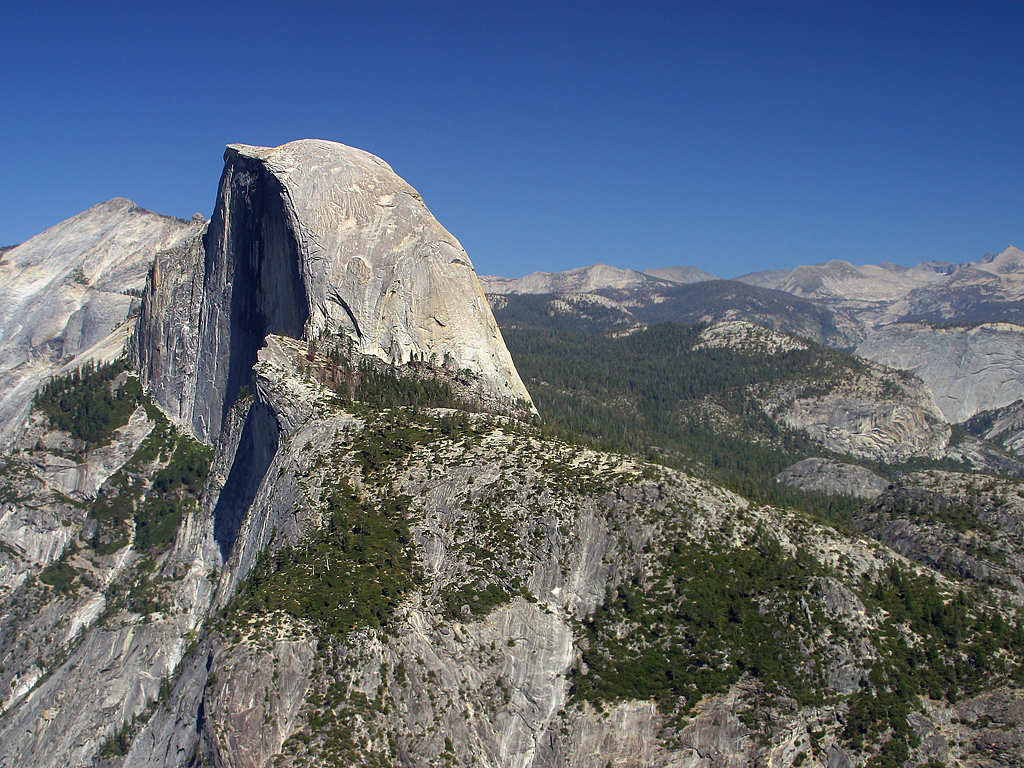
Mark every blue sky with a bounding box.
[1,1,1021,277]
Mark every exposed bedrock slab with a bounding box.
[856,322,1024,423]
[777,458,890,499]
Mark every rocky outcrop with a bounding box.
[0,199,200,446]
[695,320,810,355]
[750,349,951,463]
[777,390,950,463]
[776,387,950,463]
[856,322,1024,423]
[135,140,531,441]
[776,458,890,499]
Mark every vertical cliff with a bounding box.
[134,139,532,443]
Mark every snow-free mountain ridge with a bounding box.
[0,198,201,446]
[485,247,1024,422]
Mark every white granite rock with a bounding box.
[856,322,1024,423]
[136,140,532,441]
[0,199,199,446]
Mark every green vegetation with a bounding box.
[134,436,212,550]
[38,560,79,593]
[866,488,994,535]
[351,409,482,477]
[353,359,463,410]
[352,416,438,476]
[571,515,1024,765]
[845,563,1024,766]
[33,360,141,446]
[441,581,523,621]
[98,721,133,758]
[503,323,985,527]
[229,483,418,636]
[505,324,868,523]
[305,340,469,411]
[573,535,822,715]
[89,396,212,554]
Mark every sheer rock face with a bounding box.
[132,228,207,433]
[136,140,531,442]
[0,199,199,446]
[856,322,1024,423]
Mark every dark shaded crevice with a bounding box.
[195,693,206,735]
[211,401,278,560]
[328,288,363,339]
[190,693,207,768]
[201,154,309,439]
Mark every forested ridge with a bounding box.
[504,323,868,519]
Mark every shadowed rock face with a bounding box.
[211,401,278,559]
[136,140,532,442]
[194,151,310,439]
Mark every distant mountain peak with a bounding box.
[974,245,1024,275]
[480,262,671,294]
[642,265,718,284]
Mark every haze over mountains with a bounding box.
[2,140,1024,767]
[484,247,1023,319]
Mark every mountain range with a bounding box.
[0,140,1023,768]
[484,247,1024,425]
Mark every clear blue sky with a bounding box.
[2,1,1021,277]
